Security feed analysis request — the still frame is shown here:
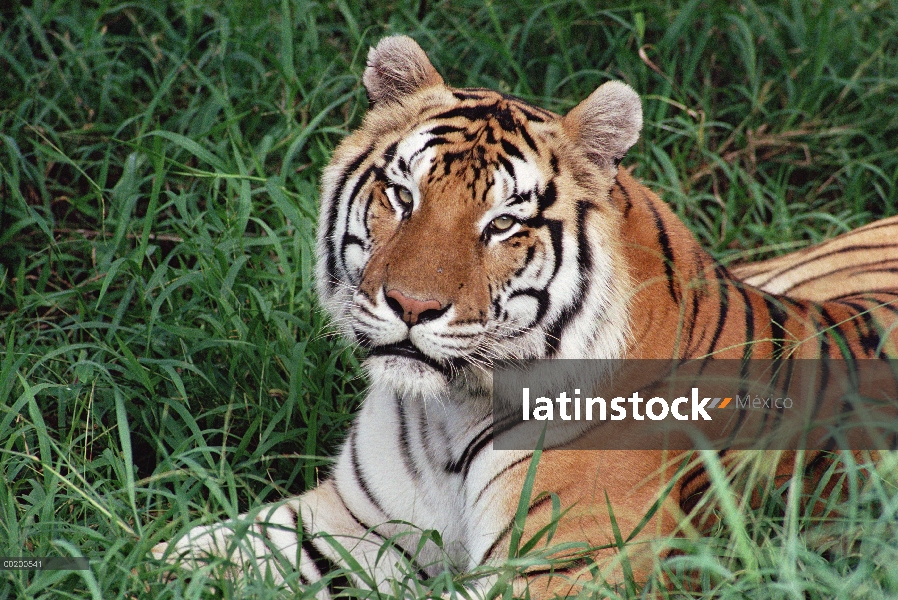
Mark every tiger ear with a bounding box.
[562,81,643,172]
[363,36,445,107]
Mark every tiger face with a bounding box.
[316,37,643,398]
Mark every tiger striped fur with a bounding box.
[152,36,898,597]
[730,215,898,302]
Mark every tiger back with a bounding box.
[154,35,898,598]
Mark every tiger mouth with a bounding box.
[368,340,457,377]
[371,339,427,360]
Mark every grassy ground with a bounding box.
[1,0,897,598]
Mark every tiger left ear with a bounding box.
[363,36,445,107]
[562,81,643,172]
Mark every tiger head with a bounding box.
[317,36,642,399]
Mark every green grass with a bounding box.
[1,0,897,598]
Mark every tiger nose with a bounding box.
[385,289,447,325]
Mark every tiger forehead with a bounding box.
[418,91,556,147]
[447,89,558,122]
[391,92,558,199]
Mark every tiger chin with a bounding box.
[152,35,898,598]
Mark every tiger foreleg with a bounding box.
[151,480,423,595]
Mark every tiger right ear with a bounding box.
[562,81,643,172]
[363,36,445,107]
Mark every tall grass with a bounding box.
[1,0,897,598]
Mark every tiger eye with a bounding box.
[395,187,413,207]
[491,215,515,231]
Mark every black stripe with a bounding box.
[645,200,680,304]
[427,124,466,136]
[480,494,554,564]
[779,295,807,310]
[685,438,817,512]
[336,165,377,278]
[339,233,366,275]
[439,150,467,175]
[472,455,533,506]
[878,299,898,322]
[523,558,588,578]
[544,218,564,281]
[518,125,539,153]
[324,145,374,293]
[432,104,498,123]
[255,519,272,542]
[500,138,524,160]
[733,284,755,360]
[682,249,707,355]
[349,429,389,517]
[527,494,554,514]
[446,422,493,478]
[411,136,450,159]
[616,180,634,216]
[549,153,559,175]
[381,141,399,166]
[397,400,421,480]
[285,503,299,529]
[834,298,881,355]
[332,485,372,534]
[537,180,558,210]
[819,305,853,359]
[543,201,594,355]
[505,103,550,123]
[278,504,310,586]
[418,402,443,470]
[496,153,516,178]
[706,266,732,354]
[495,90,552,121]
[827,291,898,305]
[678,457,722,514]
[360,182,378,238]
[762,293,789,359]
[508,288,551,330]
[301,538,352,591]
[804,302,828,356]
[783,261,898,292]
[354,299,380,320]
[452,91,486,101]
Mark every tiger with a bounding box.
[152,35,898,597]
